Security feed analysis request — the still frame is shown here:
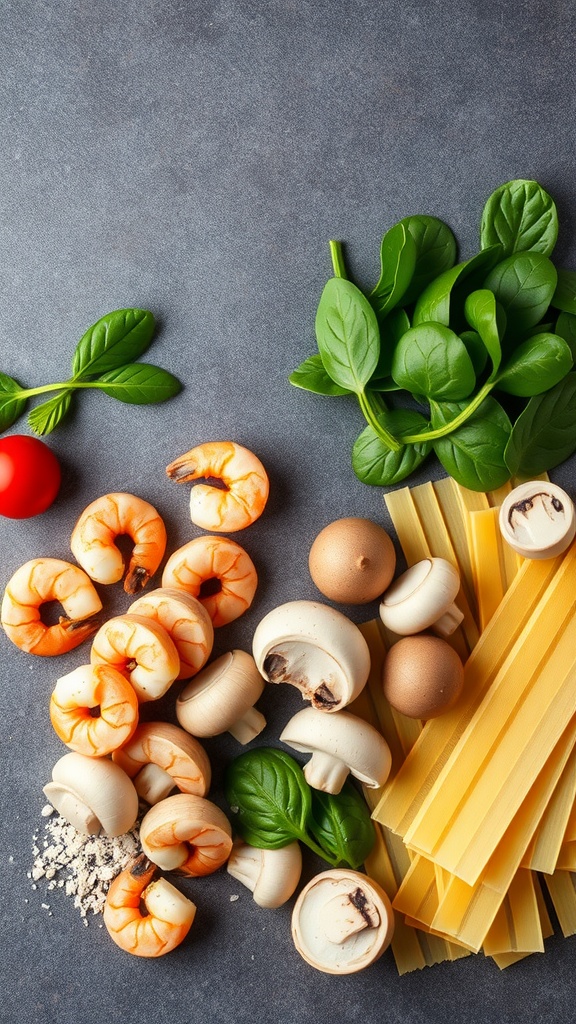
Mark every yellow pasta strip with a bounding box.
[544,872,576,937]
[374,553,564,837]
[522,743,576,873]
[432,477,480,624]
[468,508,508,631]
[554,842,576,872]
[407,608,576,884]
[561,792,576,844]
[483,870,543,956]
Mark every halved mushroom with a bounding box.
[111,721,211,804]
[279,706,391,794]
[43,752,139,837]
[252,600,370,712]
[176,650,266,744]
[499,480,576,559]
[291,869,395,974]
[227,839,303,908]
[379,557,463,636]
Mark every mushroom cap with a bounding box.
[291,869,394,974]
[111,720,211,801]
[379,557,461,635]
[499,481,576,559]
[279,706,391,793]
[43,752,139,837]
[252,600,371,712]
[176,649,265,738]
[227,839,303,908]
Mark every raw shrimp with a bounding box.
[103,854,196,958]
[161,536,258,627]
[112,721,211,803]
[166,440,269,532]
[1,558,102,656]
[140,792,233,877]
[49,663,139,757]
[70,492,167,594]
[128,587,214,680]
[90,613,180,702]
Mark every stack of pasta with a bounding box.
[351,476,576,974]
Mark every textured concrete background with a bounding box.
[1,1,576,1021]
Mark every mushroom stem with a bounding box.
[433,602,464,637]
[303,750,350,794]
[322,890,380,944]
[133,763,176,804]
[43,785,100,835]
[228,706,267,744]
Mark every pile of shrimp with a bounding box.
[2,441,269,958]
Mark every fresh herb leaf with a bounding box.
[496,332,573,397]
[308,782,376,869]
[224,747,312,850]
[289,354,351,396]
[373,307,411,379]
[0,373,27,432]
[504,373,576,476]
[352,409,432,486]
[71,308,156,379]
[460,331,488,376]
[412,246,503,327]
[551,268,576,315]
[391,322,476,400]
[370,222,417,318]
[315,277,380,392]
[431,396,512,491]
[27,390,74,435]
[464,289,502,373]
[95,363,182,404]
[400,215,458,304]
[555,311,576,361]
[483,252,558,335]
[480,179,558,258]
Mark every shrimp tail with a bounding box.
[59,612,102,642]
[165,455,202,484]
[124,564,151,595]
[129,853,156,880]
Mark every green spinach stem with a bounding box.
[357,390,402,451]
[399,379,495,444]
[329,240,348,280]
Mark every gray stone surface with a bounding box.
[1,1,575,1021]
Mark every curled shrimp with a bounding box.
[166,440,269,532]
[161,536,258,627]
[1,558,102,656]
[70,492,167,594]
[112,721,211,804]
[49,663,139,757]
[128,587,214,680]
[90,613,180,702]
[103,854,196,958]
[139,792,233,877]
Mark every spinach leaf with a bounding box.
[412,245,502,327]
[483,252,558,334]
[391,322,476,400]
[370,222,417,318]
[308,783,376,870]
[0,372,27,433]
[224,747,312,850]
[95,363,182,403]
[27,390,74,435]
[316,277,380,392]
[496,332,573,396]
[552,268,576,315]
[460,331,488,376]
[71,308,156,379]
[555,311,576,361]
[431,396,512,491]
[464,289,502,373]
[504,373,576,476]
[480,179,558,258]
[289,354,350,396]
[373,307,411,379]
[400,215,458,304]
[352,409,432,486]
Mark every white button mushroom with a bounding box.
[291,869,395,974]
[175,650,266,744]
[43,752,139,837]
[279,706,391,794]
[227,839,303,908]
[499,480,576,559]
[252,600,371,712]
[111,721,212,804]
[378,557,464,636]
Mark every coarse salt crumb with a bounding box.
[41,805,54,817]
[229,894,240,902]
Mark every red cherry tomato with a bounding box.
[0,435,61,519]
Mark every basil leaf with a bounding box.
[552,268,576,315]
[483,252,558,334]
[289,354,350,396]
[400,215,458,305]
[464,289,502,373]
[370,222,417,318]
[352,410,432,486]
[96,363,182,404]
[0,372,27,433]
[391,322,476,400]
[496,333,573,397]
[315,278,380,392]
[71,308,156,379]
[224,747,312,850]
[308,783,376,870]
[431,397,512,491]
[555,312,576,361]
[412,245,502,327]
[27,390,74,435]
[480,179,558,258]
[504,373,576,476]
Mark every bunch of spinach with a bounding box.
[290,180,576,490]
[0,308,182,436]
[224,746,375,870]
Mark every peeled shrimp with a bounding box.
[161,536,258,627]
[49,663,139,757]
[103,854,196,958]
[166,440,269,532]
[70,492,167,594]
[112,721,211,803]
[128,587,214,680]
[1,558,102,656]
[90,613,180,702]
[139,792,233,877]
